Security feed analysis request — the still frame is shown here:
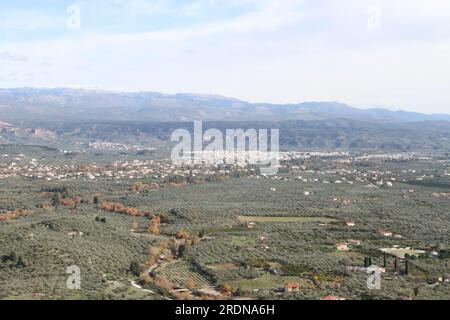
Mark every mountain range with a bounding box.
[1,88,450,151]
[1,87,449,123]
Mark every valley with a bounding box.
[1,143,449,300]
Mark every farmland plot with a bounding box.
[157,259,212,289]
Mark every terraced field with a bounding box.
[157,259,212,289]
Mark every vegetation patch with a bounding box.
[230,274,314,292]
[237,216,338,224]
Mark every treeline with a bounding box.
[129,182,160,192]
[99,202,140,216]
[40,186,69,194]
[129,171,254,194]
[1,251,28,268]
[0,209,33,222]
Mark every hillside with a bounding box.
[1,119,450,152]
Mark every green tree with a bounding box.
[405,256,409,275]
[364,257,371,268]
[9,251,17,263]
[51,192,61,208]
[129,261,140,276]
[235,286,244,296]
[179,242,191,257]
[16,256,27,268]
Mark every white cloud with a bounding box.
[0,52,29,62]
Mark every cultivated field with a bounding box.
[157,259,212,289]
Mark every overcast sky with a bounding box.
[1,0,450,113]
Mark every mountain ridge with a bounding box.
[1,87,449,123]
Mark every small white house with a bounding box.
[336,243,350,251]
[346,221,356,227]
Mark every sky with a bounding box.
[1,0,450,114]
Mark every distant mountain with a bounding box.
[1,87,449,123]
[0,121,13,128]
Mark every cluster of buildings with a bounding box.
[1,149,445,186]
[0,153,256,181]
[86,141,153,152]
